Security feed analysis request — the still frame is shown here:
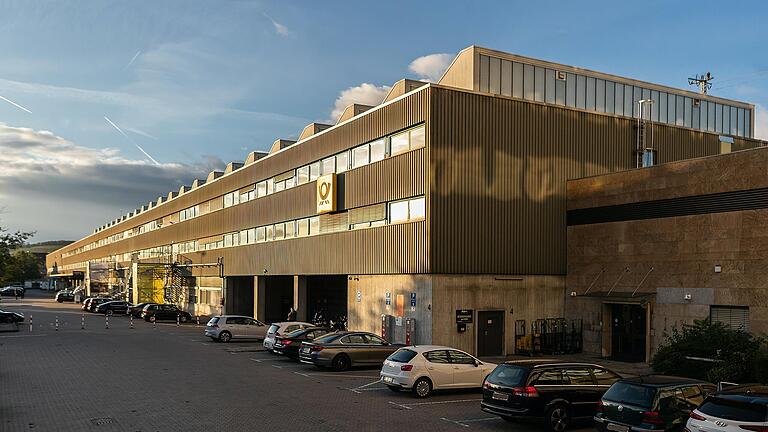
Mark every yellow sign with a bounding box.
[316,173,336,214]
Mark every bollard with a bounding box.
[176,314,180,327]
[129,314,134,329]
[105,314,109,329]
[196,315,200,326]
[55,316,59,331]
[29,314,33,332]
[151,316,156,330]
[81,313,85,330]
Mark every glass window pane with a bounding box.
[708,102,716,132]
[545,69,556,104]
[576,74,586,109]
[586,77,596,111]
[257,181,267,197]
[370,138,386,162]
[389,200,409,223]
[479,55,489,93]
[390,132,409,156]
[700,100,708,130]
[566,73,576,107]
[605,81,615,113]
[731,107,739,135]
[285,221,295,238]
[309,161,320,181]
[321,157,335,175]
[523,64,534,100]
[684,97,692,127]
[745,110,751,138]
[667,94,676,124]
[336,151,349,173]
[624,85,634,117]
[715,103,723,133]
[309,217,320,235]
[409,197,425,220]
[632,86,642,118]
[297,219,309,237]
[692,99,700,129]
[659,92,668,123]
[274,223,285,240]
[512,62,523,98]
[297,166,309,185]
[675,95,684,126]
[274,180,285,193]
[489,56,500,94]
[410,126,425,150]
[265,225,273,241]
[614,84,624,116]
[534,66,545,102]
[651,90,660,122]
[267,179,274,194]
[723,105,731,134]
[555,75,566,106]
[248,228,256,244]
[501,60,512,97]
[352,144,369,168]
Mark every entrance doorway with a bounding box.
[264,276,293,323]
[610,304,646,362]
[307,275,348,324]
[225,276,254,317]
[477,311,504,357]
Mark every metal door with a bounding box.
[477,311,504,357]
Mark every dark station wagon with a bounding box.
[481,360,622,431]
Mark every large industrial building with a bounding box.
[47,46,763,359]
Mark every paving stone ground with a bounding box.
[0,291,594,432]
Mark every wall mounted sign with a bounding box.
[456,309,473,324]
[410,292,417,307]
[385,291,391,305]
[316,173,337,214]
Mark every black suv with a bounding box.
[481,360,622,431]
[141,304,192,322]
[595,375,715,432]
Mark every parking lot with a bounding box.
[0,291,593,432]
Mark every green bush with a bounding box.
[652,319,766,383]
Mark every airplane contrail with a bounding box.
[126,50,141,68]
[103,115,160,165]
[0,95,32,113]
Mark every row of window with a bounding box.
[478,54,753,138]
[179,205,199,222]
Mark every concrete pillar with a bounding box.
[254,276,266,321]
[601,303,612,358]
[223,277,233,315]
[293,275,308,322]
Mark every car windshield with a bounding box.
[603,382,656,408]
[208,317,220,325]
[698,397,768,422]
[387,349,418,363]
[486,365,528,387]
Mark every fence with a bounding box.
[515,318,582,356]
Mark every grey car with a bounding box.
[298,331,404,371]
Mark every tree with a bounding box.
[0,226,34,284]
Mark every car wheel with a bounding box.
[387,386,401,392]
[545,404,570,432]
[331,354,350,371]
[219,331,232,343]
[57,299,63,303]
[412,377,432,398]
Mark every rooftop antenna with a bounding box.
[688,72,714,94]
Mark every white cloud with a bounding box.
[755,104,768,140]
[263,13,289,36]
[0,123,223,240]
[408,53,454,82]
[330,83,391,121]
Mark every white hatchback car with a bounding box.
[686,385,768,432]
[380,345,496,397]
[205,315,267,342]
[263,321,313,351]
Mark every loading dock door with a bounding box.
[477,311,504,357]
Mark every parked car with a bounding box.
[298,331,404,371]
[263,321,313,352]
[87,297,113,312]
[0,309,23,332]
[380,345,497,397]
[55,291,75,302]
[595,375,715,432]
[128,303,156,317]
[686,383,768,432]
[96,301,131,315]
[481,360,622,432]
[0,287,24,298]
[273,327,332,359]
[141,304,192,323]
[204,315,268,342]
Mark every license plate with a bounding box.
[383,376,394,384]
[606,424,629,432]
[492,391,509,401]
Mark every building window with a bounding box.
[321,156,335,175]
[285,221,296,238]
[710,306,749,332]
[409,197,425,220]
[389,200,410,223]
[390,131,409,156]
[309,216,320,234]
[336,151,349,173]
[256,227,266,243]
[297,166,309,185]
[410,126,425,149]
[297,218,309,237]
[352,144,369,168]
[256,181,267,197]
[274,223,285,240]
[370,138,386,163]
[642,150,656,168]
[308,161,320,181]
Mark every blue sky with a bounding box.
[0,0,766,241]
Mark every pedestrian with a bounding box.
[287,307,297,322]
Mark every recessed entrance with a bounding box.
[477,310,504,357]
[610,304,646,362]
[306,275,348,324]
[225,276,254,317]
[264,276,294,323]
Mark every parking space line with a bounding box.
[0,333,48,338]
[440,418,470,428]
[249,357,284,362]
[292,371,379,379]
[355,379,383,390]
[391,398,482,408]
[387,401,412,410]
[440,417,500,428]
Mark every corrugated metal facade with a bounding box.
[427,86,763,276]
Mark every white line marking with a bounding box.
[293,371,311,377]
[398,398,482,407]
[249,357,284,363]
[354,379,383,390]
[441,417,500,428]
[0,333,48,338]
[388,401,412,410]
[440,418,470,428]
[272,364,283,369]
[301,373,380,379]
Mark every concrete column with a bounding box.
[223,277,232,315]
[601,303,612,358]
[254,276,266,321]
[293,275,308,322]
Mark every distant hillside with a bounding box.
[17,240,74,255]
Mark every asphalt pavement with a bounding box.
[0,290,594,432]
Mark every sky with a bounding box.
[0,0,766,242]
